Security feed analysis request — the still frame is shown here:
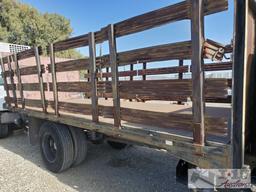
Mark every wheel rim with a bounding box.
[42,134,58,163]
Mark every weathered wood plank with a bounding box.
[4,65,45,77]
[53,34,89,52]
[51,0,227,51]
[49,82,90,92]
[14,53,25,109]
[117,41,192,66]
[12,84,49,94]
[48,58,90,73]
[22,83,47,91]
[121,108,228,136]
[16,47,38,60]
[97,79,230,102]
[48,101,92,115]
[20,65,45,76]
[93,41,192,68]
[35,46,47,113]
[7,56,17,107]
[49,43,59,116]
[84,66,189,79]
[114,0,228,38]
[204,61,232,71]
[89,32,99,122]
[0,56,10,100]
[108,24,121,127]
[191,0,205,145]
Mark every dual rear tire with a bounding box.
[39,122,87,173]
[39,122,127,173]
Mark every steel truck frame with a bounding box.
[0,0,255,175]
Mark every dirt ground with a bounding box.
[0,131,187,192]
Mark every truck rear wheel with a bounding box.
[107,141,127,150]
[39,122,74,173]
[0,124,9,138]
[69,127,88,166]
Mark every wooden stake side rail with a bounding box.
[0,0,232,168]
[83,61,233,79]
[6,95,229,138]
[52,0,227,52]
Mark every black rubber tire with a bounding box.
[69,127,88,166]
[0,124,9,139]
[39,122,74,173]
[107,141,127,150]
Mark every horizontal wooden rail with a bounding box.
[49,41,192,72]
[51,0,227,52]
[118,41,192,66]
[53,34,89,52]
[98,79,230,101]
[2,47,42,64]
[4,65,45,77]
[120,108,228,136]
[17,49,36,60]
[96,41,192,68]
[85,66,189,79]
[48,82,91,92]
[20,65,45,76]
[6,83,47,91]
[204,61,232,71]
[48,58,89,73]
[47,47,232,76]
[85,61,232,79]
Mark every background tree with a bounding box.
[0,0,83,58]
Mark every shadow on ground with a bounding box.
[0,131,187,192]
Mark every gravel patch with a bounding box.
[0,131,187,192]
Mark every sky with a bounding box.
[20,0,234,55]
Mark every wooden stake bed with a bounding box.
[1,0,237,169]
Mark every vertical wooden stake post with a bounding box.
[89,32,99,123]
[108,24,121,128]
[0,56,10,106]
[35,46,47,113]
[49,44,59,116]
[191,0,205,145]
[7,56,17,107]
[14,53,25,109]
